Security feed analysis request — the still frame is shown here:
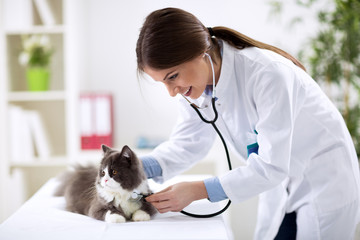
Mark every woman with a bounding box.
[136,7,360,239]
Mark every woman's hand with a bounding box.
[145,181,208,213]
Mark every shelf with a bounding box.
[79,148,153,158]
[79,149,102,158]
[10,156,69,169]
[5,25,65,35]
[0,0,81,222]
[7,91,66,102]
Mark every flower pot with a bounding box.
[26,67,50,91]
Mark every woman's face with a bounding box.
[144,54,213,100]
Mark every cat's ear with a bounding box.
[121,145,135,166]
[102,144,111,155]
[121,145,140,170]
[121,145,132,159]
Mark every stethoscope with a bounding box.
[180,53,232,218]
[131,53,232,218]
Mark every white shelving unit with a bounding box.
[0,0,82,222]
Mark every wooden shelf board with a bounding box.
[10,159,69,169]
[5,25,65,35]
[8,91,66,102]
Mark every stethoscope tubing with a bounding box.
[178,53,232,218]
[180,97,233,218]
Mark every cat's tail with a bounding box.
[53,165,96,196]
[53,170,73,196]
[54,166,84,196]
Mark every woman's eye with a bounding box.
[168,73,178,80]
[112,170,118,175]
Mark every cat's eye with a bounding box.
[101,170,105,177]
[112,170,118,175]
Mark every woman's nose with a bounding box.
[166,84,180,97]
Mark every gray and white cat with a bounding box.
[55,145,157,223]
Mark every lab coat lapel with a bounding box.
[216,42,289,238]
[214,42,254,161]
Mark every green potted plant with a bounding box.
[18,34,53,91]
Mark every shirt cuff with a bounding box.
[203,177,228,202]
[140,155,163,179]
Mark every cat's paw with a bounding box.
[105,211,126,223]
[132,210,151,222]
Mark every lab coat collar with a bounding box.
[214,41,235,102]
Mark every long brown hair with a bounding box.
[136,8,306,72]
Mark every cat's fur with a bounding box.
[55,145,157,223]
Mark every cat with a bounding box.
[55,144,157,223]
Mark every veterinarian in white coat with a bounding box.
[136,8,360,239]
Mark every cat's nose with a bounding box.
[105,179,108,183]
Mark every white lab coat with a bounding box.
[149,41,360,239]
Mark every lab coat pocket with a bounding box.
[307,146,358,214]
[246,132,259,157]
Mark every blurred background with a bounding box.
[0,0,359,239]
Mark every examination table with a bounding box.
[0,175,232,240]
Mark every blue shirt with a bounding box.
[140,155,227,202]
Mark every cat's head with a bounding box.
[97,145,146,191]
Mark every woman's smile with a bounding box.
[183,86,192,97]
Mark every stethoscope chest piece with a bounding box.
[130,191,152,202]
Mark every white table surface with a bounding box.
[0,175,232,240]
